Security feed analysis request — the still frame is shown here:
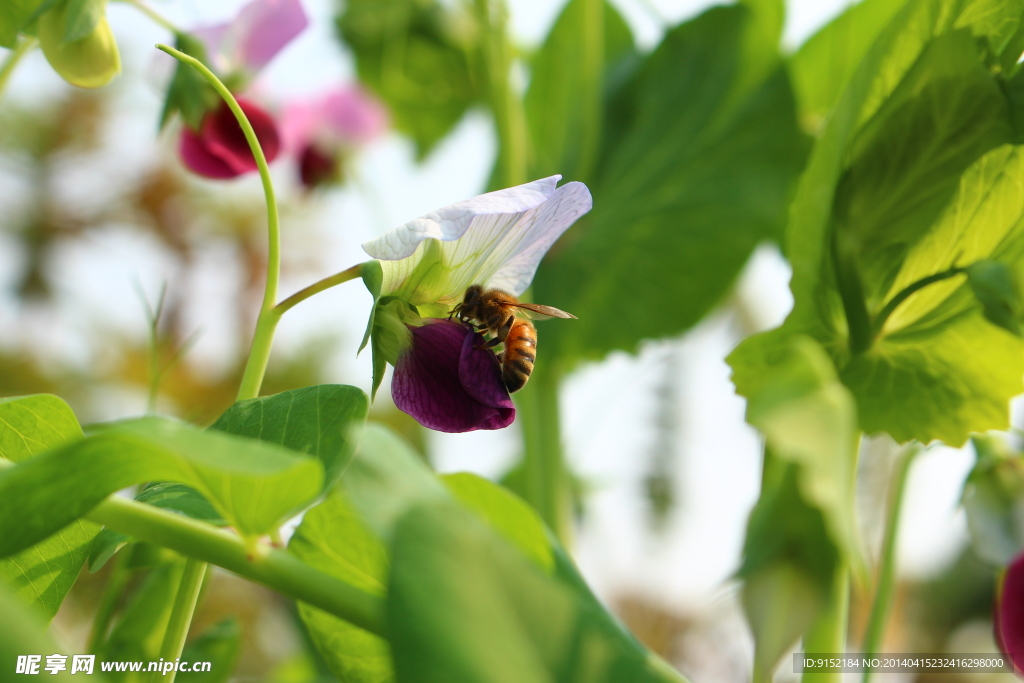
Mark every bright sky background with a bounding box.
[0,0,983,644]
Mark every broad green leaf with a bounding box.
[0,582,92,681]
[0,0,45,47]
[178,619,241,683]
[833,30,1012,299]
[337,0,480,160]
[0,416,323,557]
[290,493,391,683]
[0,395,98,620]
[534,5,807,360]
[791,0,912,128]
[523,0,635,183]
[386,500,682,683]
[211,384,369,490]
[731,0,1024,446]
[731,336,859,560]
[739,459,839,677]
[100,562,182,680]
[441,473,553,572]
[341,424,448,543]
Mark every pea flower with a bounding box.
[281,86,389,188]
[997,551,1024,674]
[362,175,592,432]
[178,0,308,179]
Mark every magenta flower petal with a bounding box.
[321,87,388,145]
[235,0,308,72]
[392,320,515,433]
[180,98,281,179]
[298,144,336,188]
[997,553,1024,674]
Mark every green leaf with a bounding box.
[178,619,242,683]
[732,0,1024,446]
[967,260,1023,335]
[0,395,99,621]
[534,5,808,361]
[0,416,323,557]
[739,460,839,676]
[441,473,553,572]
[833,30,1012,298]
[732,335,859,561]
[386,500,680,683]
[0,0,46,48]
[60,0,103,44]
[337,0,480,160]
[791,0,912,128]
[523,0,635,183]
[211,384,369,490]
[158,32,217,131]
[290,493,391,683]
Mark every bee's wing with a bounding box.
[508,302,577,320]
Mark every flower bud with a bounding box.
[38,6,121,89]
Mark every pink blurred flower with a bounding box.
[180,97,281,179]
[177,0,306,180]
[998,553,1024,674]
[193,0,308,79]
[280,86,388,188]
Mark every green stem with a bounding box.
[87,549,131,653]
[85,493,386,636]
[274,263,366,316]
[0,37,37,105]
[871,268,965,337]
[802,566,850,683]
[861,444,920,683]
[476,0,528,187]
[155,44,282,402]
[149,558,207,683]
[517,363,571,543]
[120,0,181,33]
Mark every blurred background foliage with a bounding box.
[2,0,1021,680]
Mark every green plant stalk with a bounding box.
[120,0,182,33]
[802,566,850,683]
[861,444,920,683]
[149,558,207,683]
[476,0,528,187]
[518,363,571,543]
[153,45,281,402]
[831,231,873,355]
[274,263,366,316]
[87,549,131,653]
[0,37,37,105]
[85,493,386,636]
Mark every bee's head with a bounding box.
[463,285,483,307]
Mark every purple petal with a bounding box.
[234,0,309,72]
[997,553,1024,674]
[392,320,515,433]
[298,144,336,188]
[180,97,281,180]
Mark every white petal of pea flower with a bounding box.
[362,175,593,308]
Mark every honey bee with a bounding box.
[452,284,576,393]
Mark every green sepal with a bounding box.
[159,32,219,131]
[357,259,383,354]
[59,0,104,44]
